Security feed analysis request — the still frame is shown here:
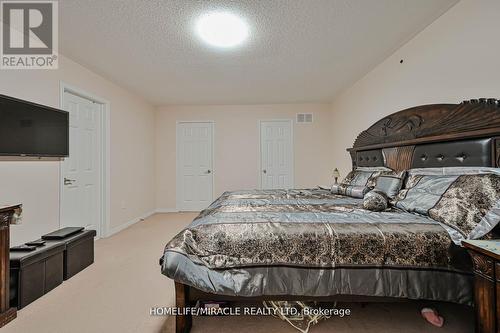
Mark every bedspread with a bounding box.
[161,189,473,304]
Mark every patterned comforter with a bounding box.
[161,188,473,304]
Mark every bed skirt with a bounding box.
[163,252,473,305]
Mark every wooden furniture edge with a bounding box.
[462,241,499,333]
[0,307,16,327]
[347,128,500,152]
[175,282,192,333]
[0,204,21,328]
[462,241,500,262]
[350,99,500,151]
[0,205,21,213]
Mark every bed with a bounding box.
[160,98,500,333]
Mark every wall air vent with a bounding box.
[296,113,313,123]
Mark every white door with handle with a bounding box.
[177,122,214,211]
[60,91,101,236]
[260,120,294,189]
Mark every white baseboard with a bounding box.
[105,209,156,237]
[155,208,179,213]
[104,208,181,238]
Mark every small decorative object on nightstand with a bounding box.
[462,240,500,333]
[332,168,340,184]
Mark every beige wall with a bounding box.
[330,0,500,177]
[155,104,334,209]
[4,0,498,243]
[0,55,156,245]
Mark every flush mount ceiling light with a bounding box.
[195,11,249,48]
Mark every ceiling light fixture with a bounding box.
[195,11,249,48]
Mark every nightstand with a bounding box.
[462,240,500,333]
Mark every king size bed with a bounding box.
[160,99,500,333]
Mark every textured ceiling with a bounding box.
[59,0,458,106]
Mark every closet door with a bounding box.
[260,120,294,189]
[177,122,214,211]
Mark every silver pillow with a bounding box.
[341,167,396,188]
[428,173,500,239]
[374,173,406,199]
[394,169,500,243]
[331,184,370,198]
[363,190,388,212]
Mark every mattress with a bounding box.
[161,188,473,304]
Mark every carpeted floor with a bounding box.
[160,301,474,333]
[2,213,474,333]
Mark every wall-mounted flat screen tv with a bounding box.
[0,94,69,157]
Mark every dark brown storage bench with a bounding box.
[9,229,96,309]
[10,242,65,309]
[44,229,97,280]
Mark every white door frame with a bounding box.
[176,121,215,211]
[59,81,110,238]
[258,119,294,189]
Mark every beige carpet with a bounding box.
[2,213,474,333]
[3,213,195,333]
[160,302,473,333]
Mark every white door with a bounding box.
[177,122,214,211]
[260,120,294,189]
[60,91,101,236]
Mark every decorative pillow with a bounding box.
[394,171,500,241]
[331,184,370,198]
[374,172,406,199]
[428,173,500,239]
[363,190,388,212]
[394,174,457,215]
[341,167,396,189]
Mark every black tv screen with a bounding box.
[0,95,69,157]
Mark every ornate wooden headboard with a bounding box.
[347,98,500,171]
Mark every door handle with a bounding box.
[263,169,267,174]
[206,170,211,174]
[64,178,76,185]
